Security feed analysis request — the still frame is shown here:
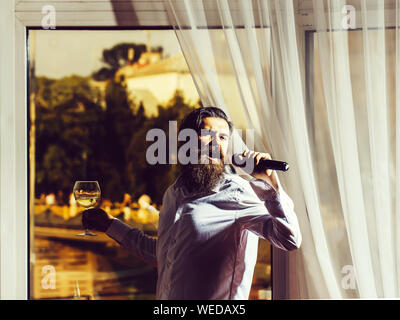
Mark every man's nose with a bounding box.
[207,135,224,149]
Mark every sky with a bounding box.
[32,30,182,79]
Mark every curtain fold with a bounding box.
[360,0,395,297]
[313,0,378,298]
[165,0,400,299]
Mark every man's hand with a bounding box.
[82,208,114,232]
[241,150,280,194]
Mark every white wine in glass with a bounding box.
[73,181,101,236]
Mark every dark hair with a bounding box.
[179,106,233,135]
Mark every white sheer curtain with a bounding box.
[165,0,400,299]
[312,0,400,298]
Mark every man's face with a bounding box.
[180,116,230,194]
[198,117,230,165]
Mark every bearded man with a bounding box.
[83,106,302,300]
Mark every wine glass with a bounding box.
[73,181,101,236]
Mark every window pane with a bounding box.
[29,29,271,300]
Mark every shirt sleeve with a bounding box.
[233,173,302,251]
[106,218,157,268]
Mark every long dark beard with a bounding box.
[180,158,226,194]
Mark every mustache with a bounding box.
[199,145,224,159]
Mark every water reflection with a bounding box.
[32,197,158,300]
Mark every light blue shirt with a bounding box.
[106,167,302,300]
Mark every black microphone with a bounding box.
[231,153,289,172]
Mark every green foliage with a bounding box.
[35,75,100,108]
[35,75,196,205]
[35,80,107,200]
[125,91,196,203]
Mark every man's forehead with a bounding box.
[201,117,230,133]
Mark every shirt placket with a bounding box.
[162,206,182,297]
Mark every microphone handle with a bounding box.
[257,158,289,172]
[231,154,289,172]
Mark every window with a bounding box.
[28,29,272,300]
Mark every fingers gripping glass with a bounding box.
[73,181,100,236]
